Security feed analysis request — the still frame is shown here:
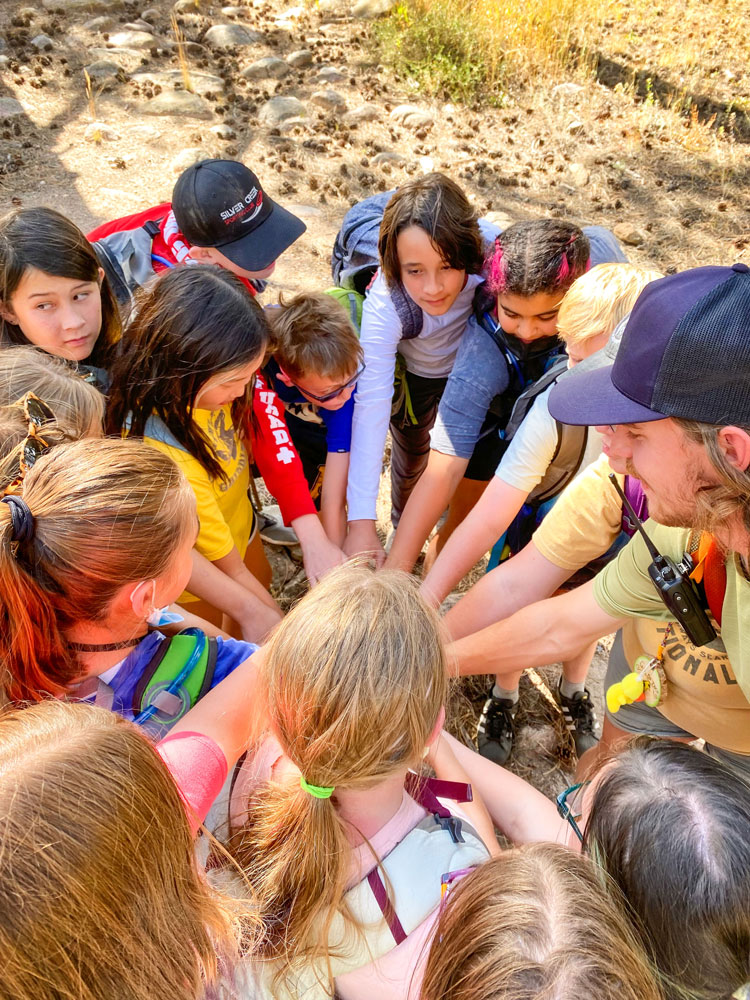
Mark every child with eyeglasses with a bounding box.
[263,292,364,545]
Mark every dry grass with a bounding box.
[170,12,194,93]
[376,0,611,101]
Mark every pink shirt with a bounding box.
[157,731,228,837]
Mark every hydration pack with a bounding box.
[85,629,218,734]
[92,217,163,310]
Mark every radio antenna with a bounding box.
[608,473,660,561]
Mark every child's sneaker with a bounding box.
[476,691,517,765]
[555,682,600,757]
[258,504,299,547]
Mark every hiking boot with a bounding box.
[556,682,601,757]
[258,504,299,547]
[476,691,518,766]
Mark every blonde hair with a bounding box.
[228,565,447,985]
[0,346,104,490]
[0,438,195,703]
[0,700,242,1000]
[270,292,363,381]
[557,263,663,347]
[676,418,750,540]
[421,844,664,1000]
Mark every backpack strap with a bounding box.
[390,282,424,340]
[693,533,727,626]
[621,475,649,536]
[503,355,569,442]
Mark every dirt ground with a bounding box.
[1,0,747,796]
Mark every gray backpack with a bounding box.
[331,190,424,339]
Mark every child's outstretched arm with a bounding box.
[344,287,404,565]
[168,646,268,771]
[200,547,283,635]
[385,449,469,572]
[427,731,502,858]
[251,374,346,584]
[421,477,528,606]
[320,451,349,547]
[440,732,565,845]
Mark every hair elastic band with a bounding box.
[300,775,335,799]
[1,495,35,544]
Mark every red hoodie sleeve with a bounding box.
[248,373,316,525]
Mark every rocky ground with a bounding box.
[1,0,747,796]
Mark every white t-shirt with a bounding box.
[495,385,602,494]
[347,271,485,522]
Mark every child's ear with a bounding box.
[0,300,19,324]
[426,706,446,749]
[275,367,294,387]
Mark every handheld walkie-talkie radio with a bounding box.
[608,474,716,647]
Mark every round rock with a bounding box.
[353,0,395,17]
[170,147,206,172]
[242,56,289,80]
[84,121,120,141]
[203,23,260,46]
[210,123,236,139]
[107,29,159,48]
[133,68,225,94]
[613,223,646,247]
[43,0,123,9]
[316,65,345,83]
[140,90,211,118]
[259,95,306,124]
[310,89,346,112]
[286,48,312,68]
[0,97,25,117]
[31,34,55,50]
[390,104,434,128]
[344,103,380,123]
[84,59,122,82]
[372,151,405,165]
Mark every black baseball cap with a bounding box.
[549,263,750,426]
[172,159,306,272]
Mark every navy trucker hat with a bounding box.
[172,159,306,271]
[549,263,750,427]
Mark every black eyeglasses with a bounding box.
[288,363,365,404]
[556,781,588,844]
[1,392,55,496]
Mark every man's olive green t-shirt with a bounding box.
[593,521,750,753]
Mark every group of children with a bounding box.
[0,157,748,1000]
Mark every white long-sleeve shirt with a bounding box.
[346,270,485,522]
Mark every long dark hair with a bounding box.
[378,172,485,287]
[0,207,120,368]
[585,737,750,1000]
[485,219,590,298]
[107,265,271,482]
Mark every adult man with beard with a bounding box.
[449,263,750,779]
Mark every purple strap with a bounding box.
[366,774,474,943]
[622,475,649,536]
[367,868,407,945]
[404,773,473,817]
